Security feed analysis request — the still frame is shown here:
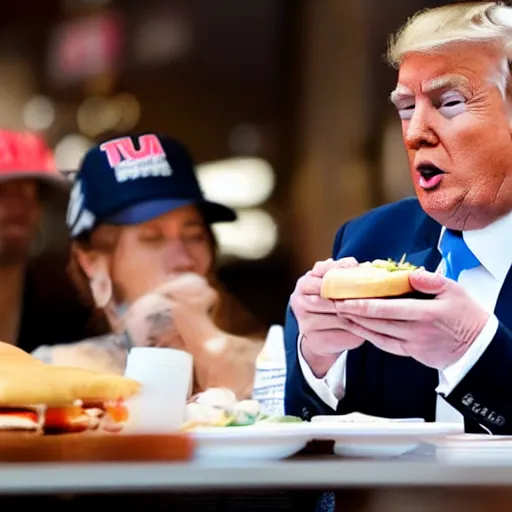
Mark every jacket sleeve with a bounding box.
[283,224,347,420]
[445,322,512,434]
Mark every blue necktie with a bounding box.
[439,229,480,281]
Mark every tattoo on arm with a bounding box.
[112,332,132,350]
[146,308,173,346]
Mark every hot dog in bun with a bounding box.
[0,342,141,434]
[321,256,420,300]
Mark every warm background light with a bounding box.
[212,209,278,260]
[197,157,275,209]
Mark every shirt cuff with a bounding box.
[296,334,347,410]
[437,314,499,397]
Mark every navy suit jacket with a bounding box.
[284,198,512,434]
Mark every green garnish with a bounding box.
[225,414,305,426]
[371,254,419,272]
[258,415,304,423]
[225,411,260,427]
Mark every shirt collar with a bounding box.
[438,210,512,283]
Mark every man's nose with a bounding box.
[404,107,439,150]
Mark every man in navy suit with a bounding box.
[285,1,512,436]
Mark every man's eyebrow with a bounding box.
[390,75,471,105]
[422,74,470,94]
[390,85,413,105]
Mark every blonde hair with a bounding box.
[388,2,512,95]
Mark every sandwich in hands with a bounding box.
[0,342,141,434]
[321,256,420,300]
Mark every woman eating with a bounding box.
[32,134,268,399]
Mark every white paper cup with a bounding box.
[123,347,193,433]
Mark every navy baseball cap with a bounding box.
[66,133,236,238]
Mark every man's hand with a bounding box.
[334,269,490,369]
[290,257,365,378]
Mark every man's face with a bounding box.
[392,43,512,230]
[0,180,41,265]
[106,205,213,305]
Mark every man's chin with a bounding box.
[417,193,492,231]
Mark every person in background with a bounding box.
[0,130,91,352]
[286,1,512,436]
[33,133,267,399]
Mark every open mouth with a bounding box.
[416,164,445,190]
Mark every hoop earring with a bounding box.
[90,273,113,308]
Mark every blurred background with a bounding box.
[0,0,461,329]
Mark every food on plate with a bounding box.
[321,255,420,299]
[0,364,77,433]
[0,342,141,434]
[259,415,304,424]
[41,367,140,433]
[181,387,302,430]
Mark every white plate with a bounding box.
[429,434,512,448]
[311,414,425,424]
[189,423,313,461]
[307,421,464,458]
[427,434,512,463]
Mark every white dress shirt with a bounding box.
[297,210,512,424]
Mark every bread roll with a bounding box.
[321,260,417,299]
[44,366,141,403]
[0,346,140,407]
[0,341,42,364]
[74,374,141,403]
[0,365,77,406]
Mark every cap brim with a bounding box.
[0,171,71,205]
[104,198,237,226]
[0,171,71,189]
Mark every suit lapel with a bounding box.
[495,266,512,330]
[406,214,443,271]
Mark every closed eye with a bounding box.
[438,93,466,118]
[398,105,415,120]
[443,99,462,107]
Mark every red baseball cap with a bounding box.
[0,130,71,255]
[0,130,67,187]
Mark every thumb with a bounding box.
[409,269,451,295]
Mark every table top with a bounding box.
[3,447,512,495]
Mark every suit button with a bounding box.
[302,407,311,421]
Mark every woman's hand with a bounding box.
[123,273,260,398]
